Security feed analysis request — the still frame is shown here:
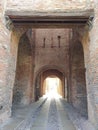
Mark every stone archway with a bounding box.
[1,0,98,128]
[34,66,65,101]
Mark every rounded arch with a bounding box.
[35,65,65,78]
[34,65,66,100]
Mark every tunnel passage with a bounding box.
[12,33,33,106]
[35,68,65,100]
[11,28,88,119]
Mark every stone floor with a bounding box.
[0,96,95,130]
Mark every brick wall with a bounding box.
[6,0,93,12]
[85,0,98,128]
[69,29,87,117]
[0,4,27,121]
[0,0,98,128]
[77,1,98,126]
[13,33,33,105]
[33,29,70,100]
[0,0,12,124]
[34,29,70,77]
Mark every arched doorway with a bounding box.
[35,68,66,100]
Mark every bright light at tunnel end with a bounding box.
[44,77,62,99]
[45,92,62,99]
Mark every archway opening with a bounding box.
[35,68,65,100]
[43,77,62,98]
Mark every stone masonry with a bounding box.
[0,0,98,130]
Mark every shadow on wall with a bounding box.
[12,33,32,106]
[69,39,88,118]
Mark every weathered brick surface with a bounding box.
[13,33,33,105]
[6,0,94,12]
[69,29,87,117]
[0,0,98,129]
[86,1,98,128]
[34,29,70,75]
[77,1,98,127]
[34,34,67,98]
[0,1,11,124]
